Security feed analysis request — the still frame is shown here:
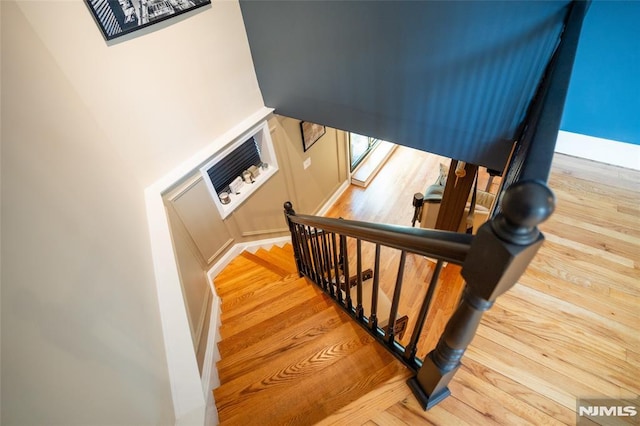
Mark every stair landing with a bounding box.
[213,244,411,425]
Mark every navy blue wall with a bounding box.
[241,1,570,171]
[561,1,640,145]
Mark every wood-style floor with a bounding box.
[213,245,413,425]
[323,148,499,356]
[319,146,639,424]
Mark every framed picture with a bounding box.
[86,0,211,41]
[300,121,326,152]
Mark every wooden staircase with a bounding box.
[213,244,412,425]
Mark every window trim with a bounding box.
[349,133,380,172]
[200,120,279,219]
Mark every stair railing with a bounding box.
[284,180,554,410]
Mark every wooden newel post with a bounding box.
[408,180,555,410]
[283,201,304,277]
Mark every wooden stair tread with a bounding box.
[218,271,285,301]
[217,292,336,358]
[220,274,302,322]
[275,243,294,256]
[240,250,293,278]
[291,353,412,425]
[217,303,349,384]
[269,244,297,266]
[315,367,413,426]
[214,253,259,280]
[254,247,298,275]
[214,243,410,424]
[215,321,373,410]
[214,257,283,298]
[216,328,409,425]
[220,279,321,339]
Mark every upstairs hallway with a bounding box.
[288,146,638,424]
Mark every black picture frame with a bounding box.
[300,121,326,152]
[86,0,211,41]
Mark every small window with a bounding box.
[201,121,278,219]
[206,137,262,198]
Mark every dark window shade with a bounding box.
[207,137,261,195]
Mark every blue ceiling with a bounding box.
[240,1,572,171]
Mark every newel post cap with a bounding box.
[284,201,296,215]
[492,180,555,245]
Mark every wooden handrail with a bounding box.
[284,208,473,265]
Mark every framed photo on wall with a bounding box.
[300,121,326,152]
[86,0,211,41]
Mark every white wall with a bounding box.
[1,0,264,423]
[14,0,264,188]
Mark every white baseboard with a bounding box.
[316,180,350,217]
[205,236,293,285]
[200,178,351,422]
[201,234,292,425]
[555,131,640,171]
[202,294,221,426]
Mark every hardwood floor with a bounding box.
[320,146,639,424]
[214,146,640,424]
[213,245,412,425]
[323,146,495,355]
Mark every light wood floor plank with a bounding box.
[329,152,640,423]
[480,305,640,395]
[460,357,576,424]
[212,150,640,424]
[316,374,413,426]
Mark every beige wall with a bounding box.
[164,114,349,270]
[1,0,264,423]
[163,115,349,360]
[273,115,349,215]
[13,0,264,188]
[166,201,212,373]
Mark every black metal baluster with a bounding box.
[309,227,322,288]
[291,223,301,274]
[316,230,327,289]
[341,235,351,310]
[386,250,407,344]
[322,231,333,291]
[336,235,345,303]
[295,224,305,276]
[369,244,381,331]
[292,223,304,276]
[355,239,364,319]
[296,224,306,277]
[337,224,346,273]
[283,203,303,277]
[300,225,313,279]
[332,233,342,302]
[314,228,327,290]
[404,260,444,363]
[308,226,322,283]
